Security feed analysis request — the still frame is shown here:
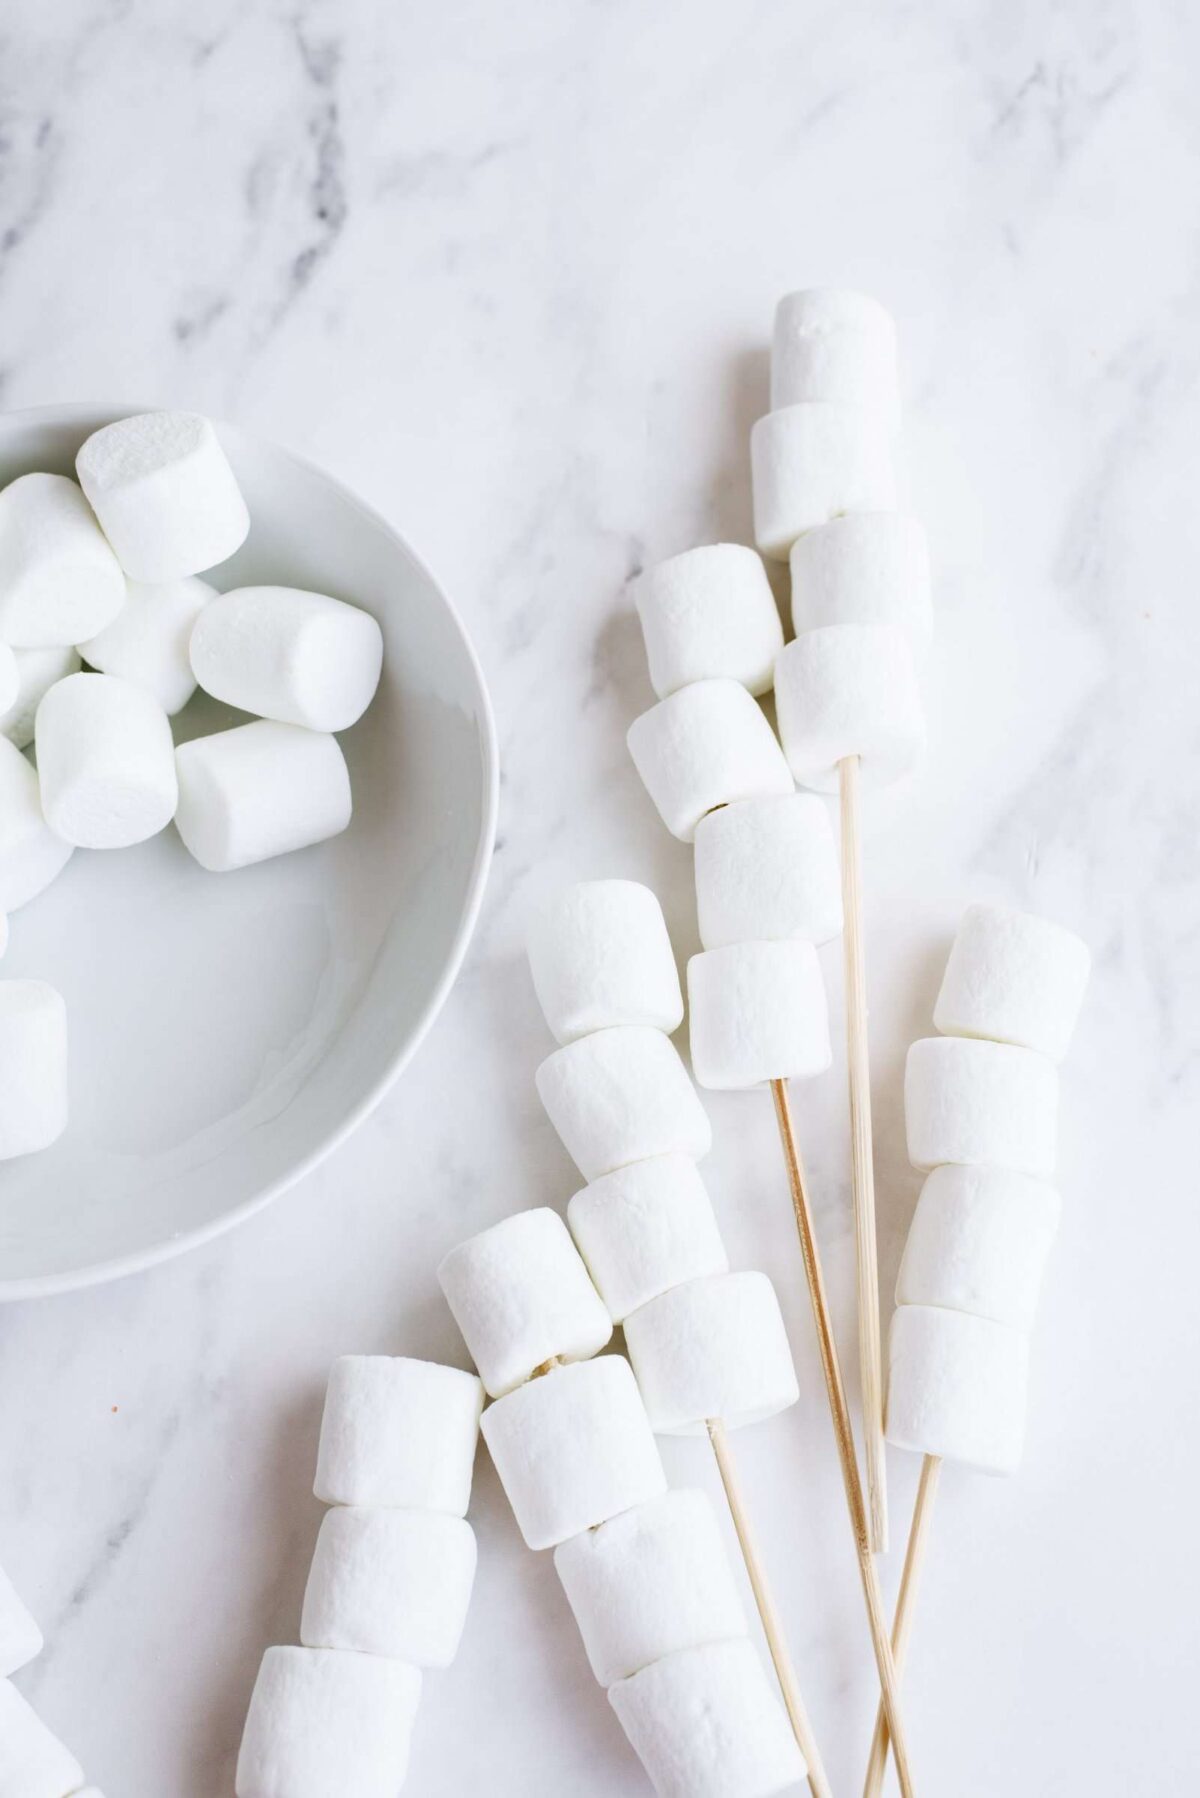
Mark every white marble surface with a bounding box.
[0,2,1195,1793]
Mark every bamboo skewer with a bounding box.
[861,1454,941,1798]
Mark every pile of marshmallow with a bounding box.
[0,410,383,1164]
[0,1556,101,1797]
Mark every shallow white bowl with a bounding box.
[0,406,498,1299]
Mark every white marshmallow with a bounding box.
[536,1026,712,1181]
[0,1560,42,1677]
[527,878,682,1045]
[771,287,899,419]
[0,981,67,1160]
[0,1680,84,1798]
[35,673,177,848]
[633,544,784,699]
[79,577,215,714]
[301,1507,476,1669]
[895,1164,1061,1330]
[0,646,81,749]
[174,720,351,872]
[627,679,792,843]
[554,1489,746,1688]
[750,402,896,562]
[567,1154,729,1324]
[789,513,931,650]
[694,793,842,950]
[905,1036,1058,1178]
[235,1646,421,1798]
[624,1272,799,1435]
[0,647,15,718]
[480,1356,667,1551]
[687,940,832,1090]
[437,1207,612,1398]
[774,623,924,794]
[934,902,1091,1063]
[610,1639,806,1798]
[0,739,73,911]
[886,1304,1029,1475]
[190,586,383,732]
[0,473,125,647]
[76,411,249,583]
[313,1355,483,1515]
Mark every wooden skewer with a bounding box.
[838,750,888,1555]
[861,1454,941,1798]
[771,1077,918,1798]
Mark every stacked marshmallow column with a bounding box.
[236,1355,484,1798]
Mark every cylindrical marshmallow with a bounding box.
[789,512,931,650]
[627,678,792,843]
[774,623,924,793]
[0,646,81,749]
[0,739,73,912]
[554,1489,746,1688]
[174,720,351,872]
[895,1164,1061,1329]
[567,1154,729,1324]
[750,401,896,562]
[480,1356,667,1551]
[77,411,250,583]
[886,1304,1029,1475]
[0,1561,42,1677]
[536,1025,712,1181]
[687,940,832,1090]
[624,1271,799,1435]
[0,981,67,1160]
[610,1639,806,1798]
[771,287,899,419]
[694,792,842,950]
[79,576,215,714]
[313,1355,483,1515]
[934,902,1091,1063]
[633,544,784,699]
[301,1507,476,1668]
[437,1207,613,1398]
[234,1646,421,1798]
[527,878,682,1045]
[35,673,177,848]
[0,473,125,647]
[0,1679,84,1798]
[190,586,384,731]
[905,1036,1058,1177]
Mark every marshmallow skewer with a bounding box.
[861,1454,941,1798]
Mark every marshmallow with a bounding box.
[750,402,896,562]
[789,513,931,650]
[0,1680,84,1798]
[771,287,899,419]
[0,740,72,912]
[687,940,832,1090]
[0,981,67,1160]
[0,473,125,647]
[480,1356,667,1551]
[0,647,15,718]
[624,1272,799,1435]
[554,1489,746,1688]
[610,1639,806,1798]
[0,646,81,749]
[79,577,215,714]
[35,673,177,848]
[527,879,683,1045]
[0,1560,42,1677]
[438,1208,612,1398]
[235,1646,421,1798]
[934,902,1091,1063]
[536,1026,712,1181]
[895,1164,1061,1329]
[905,1036,1058,1177]
[774,623,924,793]
[301,1507,476,1669]
[694,793,842,950]
[567,1154,728,1324]
[627,679,792,843]
[313,1355,483,1515]
[174,720,351,872]
[633,544,784,699]
[886,1304,1029,1475]
[190,586,383,731]
[76,411,249,583]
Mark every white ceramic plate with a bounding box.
[0,406,498,1299]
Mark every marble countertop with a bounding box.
[1,2,1196,1793]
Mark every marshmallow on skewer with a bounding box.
[36,672,177,848]
[905,1036,1058,1178]
[0,646,81,749]
[527,878,682,1045]
[536,1025,713,1181]
[77,411,249,582]
[0,1679,84,1798]
[895,1165,1061,1330]
[301,1507,476,1669]
[687,940,832,1090]
[0,981,68,1160]
[79,577,215,715]
[771,287,899,419]
[885,1304,1030,1476]
[774,623,924,794]
[627,678,793,843]
[789,513,931,652]
[934,902,1091,1063]
[750,401,895,562]
[313,1355,483,1515]
[694,792,842,950]
[567,1154,728,1324]
[174,720,351,872]
[633,544,784,699]
[0,1560,42,1677]
[190,586,383,732]
[0,473,125,647]
[624,1271,799,1436]
[0,739,73,911]
[235,1646,421,1798]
